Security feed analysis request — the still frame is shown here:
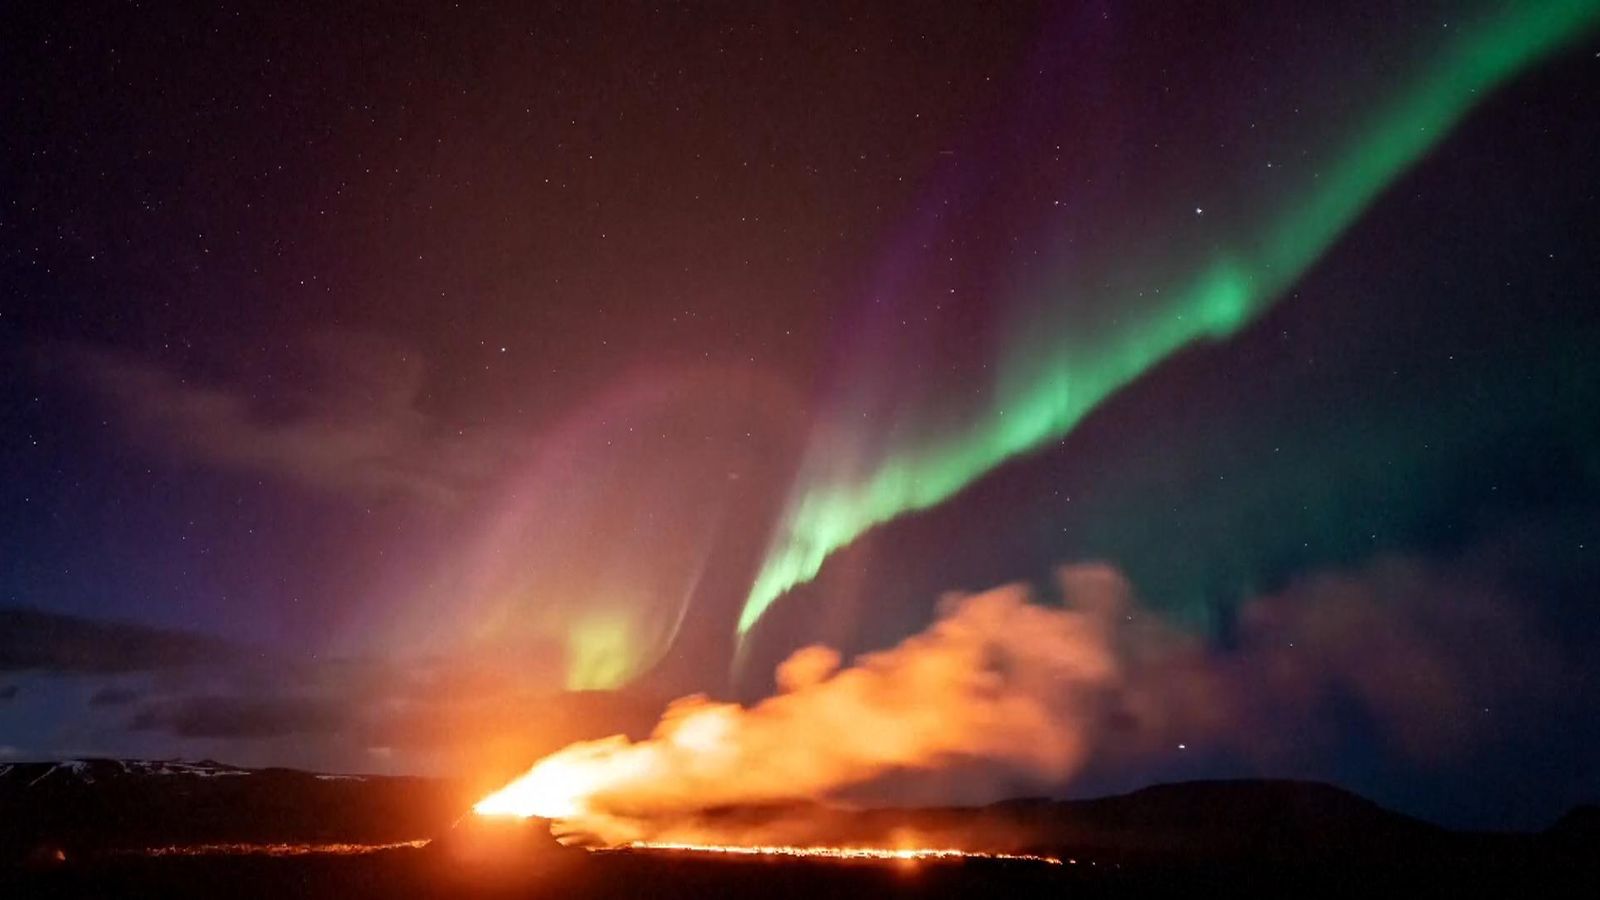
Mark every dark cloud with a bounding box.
[128,695,348,739]
[86,685,141,707]
[1067,555,1556,766]
[0,684,18,701]
[107,648,665,786]
[53,334,516,503]
[0,608,235,674]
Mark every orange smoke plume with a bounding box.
[477,558,1545,847]
[476,579,1123,841]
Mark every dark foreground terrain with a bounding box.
[2,760,1596,897]
[5,841,1598,900]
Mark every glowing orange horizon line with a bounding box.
[595,840,1065,865]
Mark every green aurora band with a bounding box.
[735,1,1600,650]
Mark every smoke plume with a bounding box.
[481,560,1548,844]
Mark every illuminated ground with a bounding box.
[4,839,1593,899]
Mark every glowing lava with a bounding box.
[473,734,661,821]
[473,753,1067,867]
[138,840,431,857]
[597,841,1063,865]
[473,750,1067,866]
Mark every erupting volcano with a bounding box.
[472,584,1120,857]
[467,560,1578,864]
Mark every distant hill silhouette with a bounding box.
[985,780,1445,863]
[2,760,1594,879]
[1548,804,1600,845]
[0,759,460,863]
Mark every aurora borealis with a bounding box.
[3,0,1600,831]
[737,0,1600,646]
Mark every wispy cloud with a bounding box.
[55,333,512,503]
[127,694,349,739]
[0,608,235,674]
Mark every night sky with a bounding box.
[3,1,1598,830]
